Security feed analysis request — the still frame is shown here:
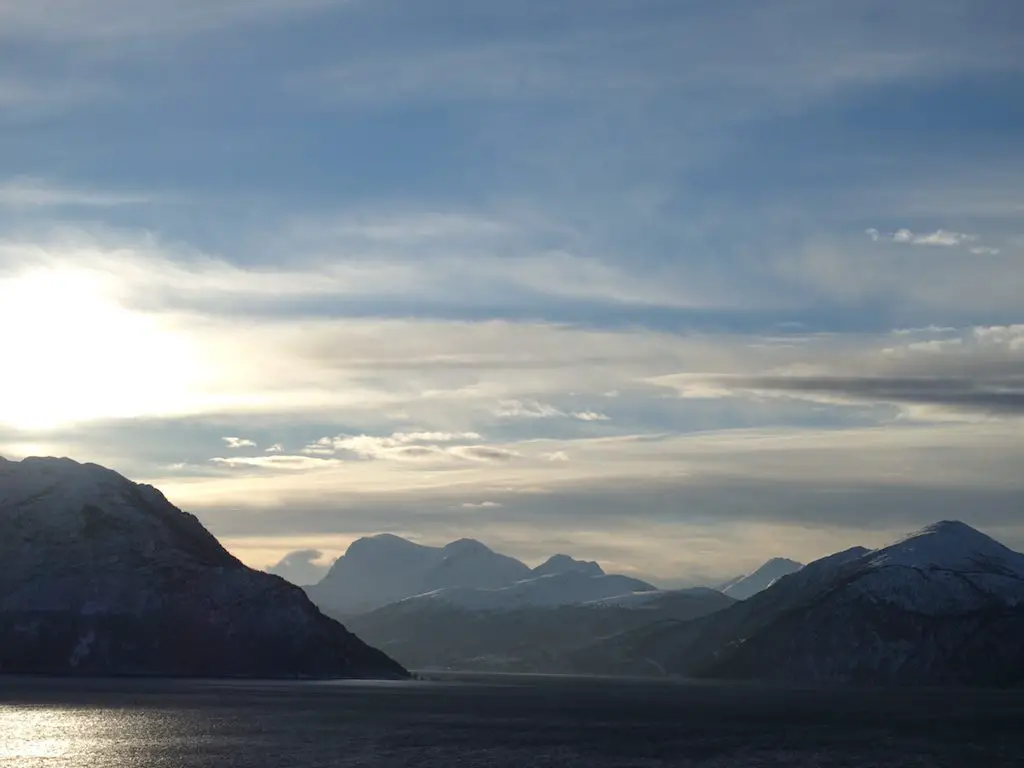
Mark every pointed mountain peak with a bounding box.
[916,520,984,537]
[872,520,1024,572]
[722,556,804,600]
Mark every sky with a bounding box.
[1,0,1023,587]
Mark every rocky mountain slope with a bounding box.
[573,521,1024,686]
[0,456,407,679]
[346,587,735,672]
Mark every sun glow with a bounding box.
[0,268,198,430]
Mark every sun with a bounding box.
[0,267,197,431]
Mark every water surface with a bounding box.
[1,674,1021,766]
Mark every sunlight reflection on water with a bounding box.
[1,679,1021,767]
[0,705,247,767]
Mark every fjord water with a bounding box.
[2,675,1022,767]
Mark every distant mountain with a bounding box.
[396,570,657,611]
[573,521,1024,686]
[0,456,407,679]
[306,534,533,616]
[347,587,734,673]
[719,557,804,600]
[533,554,604,578]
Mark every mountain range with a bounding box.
[5,454,1022,686]
[0,456,406,679]
[570,521,1024,685]
[305,535,667,616]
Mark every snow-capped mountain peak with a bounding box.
[869,520,1024,574]
[307,534,533,615]
[720,556,804,600]
[1,455,234,568]
[0,455,407,678]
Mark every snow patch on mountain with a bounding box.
[0,456,407,679]
[846,520,1024,613]
[721,557,804,600]
[399,571,658,611]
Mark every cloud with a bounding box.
[448,445,520,463]
[222,436,257,449]
[6,0,1024,583]
[0,177,153,207]
[305,432,484,460]
[0,231,732,429]
[265,548,333,587]
[662,325,1024,419]
[913,230,978,247]
[295,432,521,464]
[461,501,502,509]
[867,227,979,247]
[299,0,1024,113]
[211,455,340,471]
[0,222,723,316]
[573,411,611,422]
[781,233,1023,313]
[495,400,610,422]
[179,420,1024,582]
[495,400,565,419]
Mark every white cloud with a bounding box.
[461,501,502,509]
[265,443,284,453]
[911,229,978,247]
[495,400,610,422]
[222,436,257,449]
[0,222,723,314]
[572,411,610,422]
[211,454,341,471]
[868,227,979,247]
[495,400,566,419]
[305,431,484,460]
[159,421,1024,518]
[0,177,153,207]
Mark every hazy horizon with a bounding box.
[2,1,1022,583]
